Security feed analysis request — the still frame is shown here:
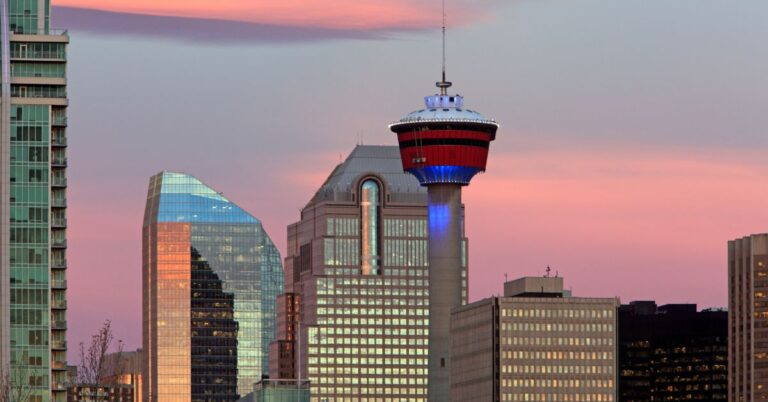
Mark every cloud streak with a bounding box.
[54,0,487,30]
[53,7,394,43]
[51,0,496,42]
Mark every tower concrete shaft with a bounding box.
[427,184,463,402]
[391,88,498,402]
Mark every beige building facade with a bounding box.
[279,145,468,402]
[729,234,768,402]
[452,277,618,402]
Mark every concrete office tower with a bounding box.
[142,172,284,401]
[729,234,768,401]
[275,145,468,401]
[0,1,70,400]
[451,277,619,402]
[390,77,498,400]
[618,301,727,401]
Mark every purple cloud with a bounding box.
[52,6,399,43]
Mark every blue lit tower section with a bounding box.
[390,81,498,401]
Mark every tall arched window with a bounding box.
[361,179,380,275]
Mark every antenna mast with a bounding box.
[437,0,452,95]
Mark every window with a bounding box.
[361,180,380,275]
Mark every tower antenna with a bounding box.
[437,0,452,95]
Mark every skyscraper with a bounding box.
[390,75,498,400]
[0,1,70,401]
[729,233,768,401]
[618,301,727,401]
[451,277,619,402]
[142,172,283,401]
[273,145,468,401]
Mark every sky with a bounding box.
[57,0,768,357]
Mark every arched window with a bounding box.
[360,179,380,275]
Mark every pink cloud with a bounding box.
[53,0,486,30]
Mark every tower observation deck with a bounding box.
[390,82,499,401]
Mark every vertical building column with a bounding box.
[0,0,11,375]
[427,183,462,402]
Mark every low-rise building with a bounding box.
[451,276,619,402]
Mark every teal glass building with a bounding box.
[0,1,70,401]
[143,172,284,401]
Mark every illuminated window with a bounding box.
[361,179,381,275]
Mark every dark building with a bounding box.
[191,249,238,401]
[268,293,299,380]
[618,301,727,401]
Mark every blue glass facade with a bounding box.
[143,172,283,400]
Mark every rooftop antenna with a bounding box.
[436,0,452,95]
[545,265,551,278]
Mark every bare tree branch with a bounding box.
[77,320,124,402]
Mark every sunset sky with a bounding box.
[57,0,768,356]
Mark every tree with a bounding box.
[77,320,124,402]
[0,367,35,402]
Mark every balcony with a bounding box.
[51,218,67,228]
[51,279,67,289]
[51,239,67,249]
[52,259,67,269]
[51,177,67,188]
[51,339,67,350]
[52,382,67,392]
[51,136,67,146]
[51,158,67,168]
[52,116,67,127]
[52,320,67,330]
[51,300,67,309]
[52,361,66,370]
[51,198,67,208]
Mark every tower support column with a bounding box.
[427,183,463,402]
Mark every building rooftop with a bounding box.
[151,171,259,224]
[390,94,498,128]
[310,145,425,205]
[504,277,565,298]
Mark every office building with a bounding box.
[268,293,300,381]
[237,380,309,402]
[142,172,284,401]
[618,301,727,401]
[66,384,132,402]
[0,1,70,401]
[273,145,468,401]
[729,234,768,401]
[102,350,143,402]
[451,276,618,402]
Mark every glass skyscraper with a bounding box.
[0,1,69,401]
[142,172,283,402]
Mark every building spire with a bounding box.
[436,0,452,95]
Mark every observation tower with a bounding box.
[390,74,499,399]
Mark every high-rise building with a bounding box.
[273,145,468,402]
[390,66,498,402]
[617,301,727,401]
[451,277,618,402]
[142,172,284,401]
[0,1,70,401]
[268,293,300,381]
[729,233,768,401]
